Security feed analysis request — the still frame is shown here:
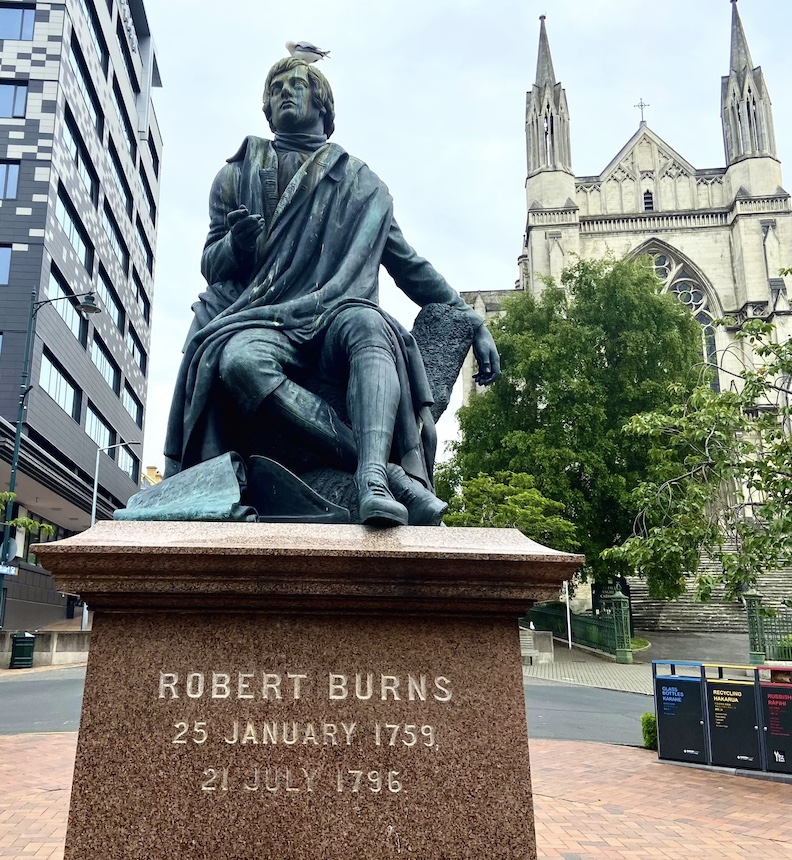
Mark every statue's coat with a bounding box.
[164,137,480,482]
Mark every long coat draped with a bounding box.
[164,136,480,484]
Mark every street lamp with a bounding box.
[0,289,101,627]
[82,439,142,630]
[90,440,143,526]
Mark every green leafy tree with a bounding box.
[604,318,792,601]
[0,491,54,560]
[447,255,702,582]
[435,468,578,551]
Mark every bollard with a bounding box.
[611,585,633,664]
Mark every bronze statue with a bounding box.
[160,57,500,527]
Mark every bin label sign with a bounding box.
[760,683,792,774]
[655,676,706,763]
[706,680,760,770]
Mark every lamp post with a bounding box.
[0,289,101,628]
[82,439,141,630]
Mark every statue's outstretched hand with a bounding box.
[228,206,265,254]
[472,325,501,386]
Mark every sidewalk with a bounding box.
[2,732,791,859]
[524,643,655,695]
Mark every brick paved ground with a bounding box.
[1,733,791,859]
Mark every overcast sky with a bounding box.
[139,0,792,471]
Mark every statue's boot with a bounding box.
[348,349,408,527]
[386,464,448,526]
[269,380,357,471]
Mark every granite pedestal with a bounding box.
[36,522,582,860]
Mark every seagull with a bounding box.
[285,40,331,63]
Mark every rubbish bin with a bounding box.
[9,632,35,669]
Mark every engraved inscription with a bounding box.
[158,669,453,797]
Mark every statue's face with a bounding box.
[268,66,323,133]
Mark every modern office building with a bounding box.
[0,0,162,628]
[462,2,792,404]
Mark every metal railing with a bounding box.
[528,589,632,661]
[745,591,792,663]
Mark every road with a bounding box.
[0,666,651,745]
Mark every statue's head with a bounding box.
[262,58,335,137]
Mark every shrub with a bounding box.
[641,712,658,750]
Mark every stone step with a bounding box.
[628,565,792,632]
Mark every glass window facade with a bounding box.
[138,165,156,224]
[133,271,150,323]
[0,160,19,198]
[40,352,79,419]
[147,132,159,176]
[96,268,124,330]
[76,0,108,73]
[0,7,34,40]
[0,82,27,118]
[68,39,102,136]
[135,219,153,273]
[48,269,85,342]
[0,246,10,285]
[112,82,136,162]
[86,403,113,449]
[56,188,92,271]
[117,445,139,482]
[126,325,146,373]
[107,141,132,216]
[63,113,97,203]
[102,203,129,272]
[91,336,120,392]
[122,383,142,426]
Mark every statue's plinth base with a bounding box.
[37,522,581,860]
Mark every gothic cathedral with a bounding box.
[462,1,791,400]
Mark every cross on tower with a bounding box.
[634,98,650,122]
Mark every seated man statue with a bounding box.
[163,56,499,527]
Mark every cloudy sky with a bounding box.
[139,0,792,471]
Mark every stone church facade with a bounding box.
[462,1,791,403]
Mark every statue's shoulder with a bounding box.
[328,146,384,187]
[226,135,271,164]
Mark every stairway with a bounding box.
[628,560,792,633]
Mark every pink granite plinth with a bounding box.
[35,522,582,860]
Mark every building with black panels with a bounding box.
[0,0,162,629]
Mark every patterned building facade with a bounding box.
[462,2,791,404]
[0,0,162,628]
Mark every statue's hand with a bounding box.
[228,206,265,254]
[472,325,501,386]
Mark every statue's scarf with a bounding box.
[273,132,328,194]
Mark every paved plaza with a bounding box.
[2,731,791,859]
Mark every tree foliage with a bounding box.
[435,468,578,552]
[604,318,792,601]
[446,255,702,582]
[0,491,54,559]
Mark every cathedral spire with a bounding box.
[729,0,753,74]
[721,0,777,165]
[535,15,556,87]
[525,15,572,176]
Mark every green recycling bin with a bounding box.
[9,632,35,669]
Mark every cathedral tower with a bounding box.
[721,0,781,197]
[522,15,579,292]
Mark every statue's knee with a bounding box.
[340,308,393,356]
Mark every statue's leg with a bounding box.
[324,309,408,527]
[269,381,357,471]
[219,329,356,470]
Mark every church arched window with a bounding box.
[651,251,720,391]
[643,190,654,212]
